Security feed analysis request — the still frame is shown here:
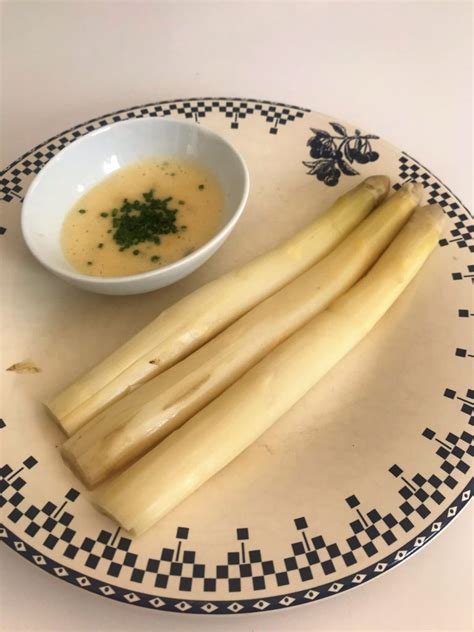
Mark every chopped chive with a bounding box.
[97,243,104,249]
[90,189,181,252]
[178,200,185,205]
[87,261,93,266]
[198,184,205,190]
[78,208,87,214]
[150,255,160,263]
[180,225,187,230]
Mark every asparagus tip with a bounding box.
[417,204,446,232]
[364,175,391,198]
[400,180,424,200]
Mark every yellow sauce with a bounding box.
[62,158,224,277]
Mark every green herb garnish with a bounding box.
[107,189,178,251]
[97,243,104,249]
[180,225,187,230]
[178,200,185,205]
[100,212,109,218]
[78,208,87,214]
[133,249,140,256]
[198,184,205,190]
[150,255,160,263]
[87,261,93,266]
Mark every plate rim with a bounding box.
[1,483,471,615]
[0,96,472,615]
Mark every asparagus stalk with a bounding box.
[94,205,444,535]
[63,183,421,487]
[46,176,390,436]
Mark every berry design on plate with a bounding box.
[303,122,380,186]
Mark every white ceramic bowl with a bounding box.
[21,118,249,295]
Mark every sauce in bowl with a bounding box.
[62,158,224,277]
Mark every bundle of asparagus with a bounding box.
[94,204,443,535]
[62,181,421,487]
[46,176,443,536]
[47,176,389,435]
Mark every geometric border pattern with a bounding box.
[0,98,472,613]
[0,97,308,203]
[1,483,471,614]
[1,392,472,612]
[393,152,473,252]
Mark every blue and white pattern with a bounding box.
[0,98,307,204]
[1,391,472,613]
[0,98,472,614]
[303,123,380,186]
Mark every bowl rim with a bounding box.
[21,117,250,285]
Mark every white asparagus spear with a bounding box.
[47,176,390,435]
[94,205,444,535]
[63,182,421,487]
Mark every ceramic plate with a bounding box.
[1,98,472,615]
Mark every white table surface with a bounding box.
[1,1,472,630]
